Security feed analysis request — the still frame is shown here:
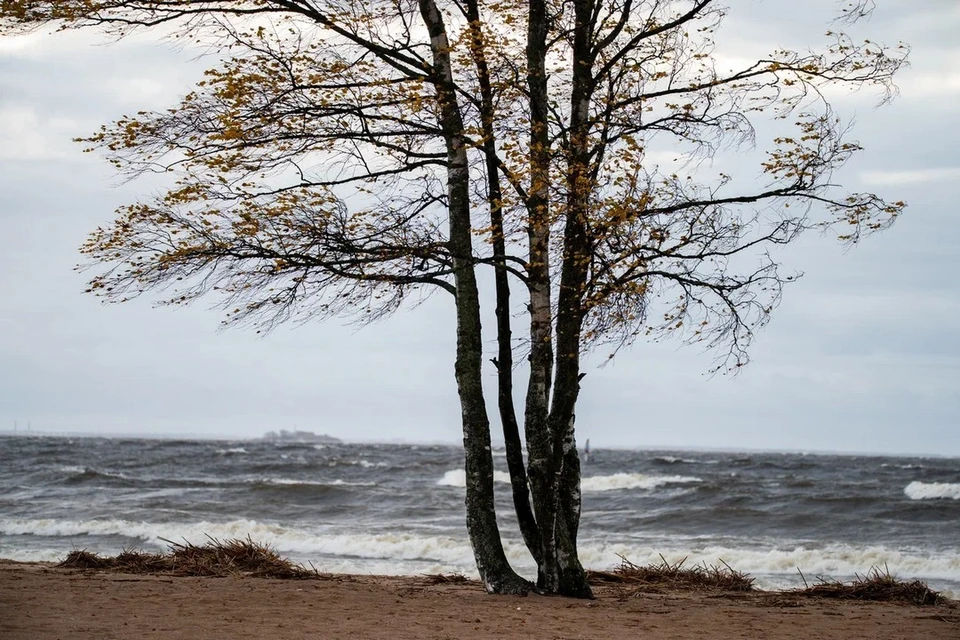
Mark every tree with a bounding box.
[1,0,906,597]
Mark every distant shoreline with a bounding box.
[0,430,241,442]
[0,430,955,459]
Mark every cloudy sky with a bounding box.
[1,1,957,455]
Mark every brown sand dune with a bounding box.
[1,560,957,639]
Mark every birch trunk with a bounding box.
[463,0,542,566]
[523,0,561,592]
[542,0,596,598]
[418,0,529,595]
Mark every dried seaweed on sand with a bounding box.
[587,554,755,593]
[57,536,319,579]
[792,566,943,606]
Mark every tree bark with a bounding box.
[524,0,561,592]
[463,0,542,568]
[418,0,529,595]
[543,0,596,598]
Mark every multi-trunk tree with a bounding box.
[1,0,905,596]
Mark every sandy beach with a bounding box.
[1,560,956,640]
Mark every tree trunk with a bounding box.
[542,0,598,599]
[523,0,563,593]
[463,0,542,568]
[417,0,529,595]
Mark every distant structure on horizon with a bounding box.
[261,429,342,444]
[12,420,31,433]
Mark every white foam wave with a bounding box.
[0,548,63,563]
[216,447,248,455]
[2,518,958,598]
[0,518,479,570]
[654,456,696,464]
[59,467,132,482]
[436,469,512,487]
[905,481,960,501]
[259,478,375,488]
[59,465,87,474]
[580,473,701,492]
[654,456,720,465]
[0,518,341,554]
[574,541,960,596]
[436,470,699,492]
[329,459,388,468]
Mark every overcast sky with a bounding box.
[1,1,957,455]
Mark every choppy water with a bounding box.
[1,436,958,598]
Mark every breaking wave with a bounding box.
[0,517,479,569]
[254,478,376,488]
[330,459,388,469]
[61,467,136,485]
[436,469,512,487]
[216,447,248,455]
[653,456,697,465]
[573,541,960,597]
[580,473,701,492]
[58,465,88,474]
[905,481,960,501]
[436,470,700,493]
[3,517,958,598]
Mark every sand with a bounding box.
[1,560,957,639]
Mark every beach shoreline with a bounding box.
[2,560,956,639]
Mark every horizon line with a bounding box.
[0,429,955,460]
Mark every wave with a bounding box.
[572,541,960,597]
[0,517,484,578]
[61,467,136,486]
[256,478,376,488]
[57,469,375,491]
[651,455,719,466]
[328,459,388,469]
[904,481,960,501]
[59,465,88,474]
[0,517,479,567]
[580,473,701,492]
[436,469,512,487]
[653,456,698,465]
[216,447,248,455]
[0,548,63,563]
[3,517,958,598]
[0,517,317,552]
[436,470,700,493]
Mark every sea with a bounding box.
[1,435,958,598]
